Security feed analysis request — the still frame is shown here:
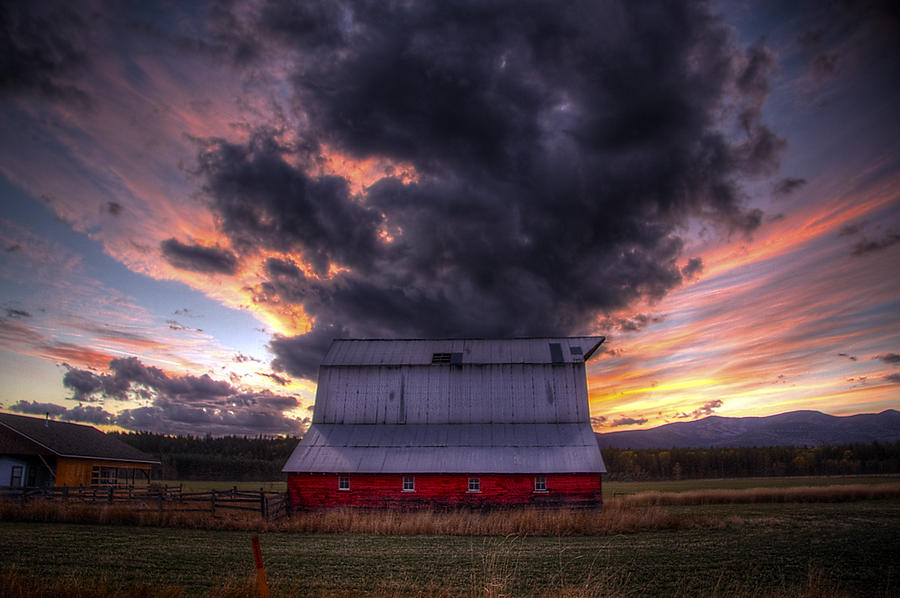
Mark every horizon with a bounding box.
[1,1,898,436]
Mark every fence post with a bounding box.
[251,536,270,598]
[210,490,216,516]
[108,486,114,504]
[260,491,267,519]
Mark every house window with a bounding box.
[468,477,481,493]
[90,466,117,486]
[338,476,350,491]
[534,476,547,492]
[403,476,415,492]
[10,465,23,487]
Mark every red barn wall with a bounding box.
[288,473,602,510]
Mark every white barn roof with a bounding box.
[283,423,605,473]
[284,337,606,474]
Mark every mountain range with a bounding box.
[595,409,900,449]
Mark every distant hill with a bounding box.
[596,409,900,449]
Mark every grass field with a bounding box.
[1,479,899,596]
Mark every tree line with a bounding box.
[601,442,900,481]
[111,431,900,481]
[109,431,299,481]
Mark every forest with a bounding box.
[110,431,900,482]
[601,442,900,480]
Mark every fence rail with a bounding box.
[0,485,289,520]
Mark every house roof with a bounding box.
[322,337,606,366]
[283,423,606,474]
[0,413,159,464]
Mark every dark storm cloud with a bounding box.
[0,2,93,105]
[876,353,900,364]
[199,1,787,380]
[61,357,303,435]
[160,238,238,275]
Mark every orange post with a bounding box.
[251,535,270,598]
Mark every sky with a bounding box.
[0,0,898,437]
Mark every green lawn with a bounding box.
[2,498,898,596]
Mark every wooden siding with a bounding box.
[288,473,602,509]
[55,458,152,487]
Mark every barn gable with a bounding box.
[312,337,604,425]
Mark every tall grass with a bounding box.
[3,482,898,535]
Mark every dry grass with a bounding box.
[621,482,900,506]
[0,498,740,536]
[3,482,898,536]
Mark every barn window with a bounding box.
[9,465,23,487]
[338,476,350,491]
[534,476,547,492]
[468,477,481,493]
[431,353,451,364]
[403,476,415,492]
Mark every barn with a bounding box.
[283,337,607,509]
[0,413,158,487]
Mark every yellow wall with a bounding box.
[55,458,152,487]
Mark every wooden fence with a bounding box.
[0,485,290,520]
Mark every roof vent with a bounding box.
[431,353,451,364]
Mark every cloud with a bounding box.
[8,400,114,425]
[160,238,238,275]
[675,399,723,419]
[885,373,900,384]
[875,353,900,365]
[681,258,704,281]
[5,308,31,318]
[194,1,786,380]
[838,352,858,362]
[600,313,666,334]
[8,400,68,418]
[0,2,93,105]
[839,222,865,237]
[611,417,648,428]
[773,177,807,198]
[851,232,900,256]
[60,357,303,435]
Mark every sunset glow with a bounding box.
[1,1,897,436]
